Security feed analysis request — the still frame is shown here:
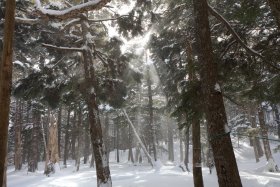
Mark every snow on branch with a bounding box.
[208,4,262,58]
[15,17,41,25]
[88,14,129,23]
[42,43,85,52]
[208,4,280,71]
[34,0,111,20]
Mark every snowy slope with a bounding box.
[7,139,280,187]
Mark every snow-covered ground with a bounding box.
[7,139,280,187]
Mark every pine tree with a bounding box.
[192,0,242,186]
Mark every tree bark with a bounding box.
[29,111,39,172]
[63,108,71,167]
[76,105,82,171]
[168,120,174,162]
[186,34,203,186]
[0,0,16,185]
[71,110,77,159]
[248,105,260,162]
[258,106,273,160]
[48,113,60,166]
[14,99,22,170]
[184,126,190,172]
[147,67,157,161]
[80,17,111,186]
[57,106,62,158]
[193,0,242,186]
[116,121,120,163]
[84,114,90,164]
[273,104,280,139]
[192,120,204,187]
[103,113,111,161]
[128,124,134,163]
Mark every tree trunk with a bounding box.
[248,105,260,162]
[41,113,49,174]
[186,33,203,186]
[147,67,157,161]
[193,0,242,186]
[179,131,184,163]
[128,124,134,163]
[0,0,16,185]
[184,126,190,172]
[90,149,95,168]
[273,104,280,139]
[57,106,62,158]
[76,105,82,171]
[192,120,204,187]
[29,111,39,172]
[116,122,120,163]
[84,115,90,164]
[258,106,273,160]
[63,108,71,167]
[14,99,22,170]
[168,120,174,162]
[80,17,111,185]
[71,110,77,159]
[48,113,59,166]
[103,113,111,161]
[258,105,279,171]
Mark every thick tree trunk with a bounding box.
[192,120,204,187]
[179,131,184,163]
[87,101,111,186]
[80,16,111,185]
[0,0,16,185]
[14,99,22,170]
[193,0,242,186]
[186,34,203,185]
[64,109,71,167]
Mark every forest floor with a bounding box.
[7,139,280,187]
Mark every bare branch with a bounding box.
[34,0,111,20]
[88,14,129,23]
[62,18,81,32]
[42,43,84,52]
